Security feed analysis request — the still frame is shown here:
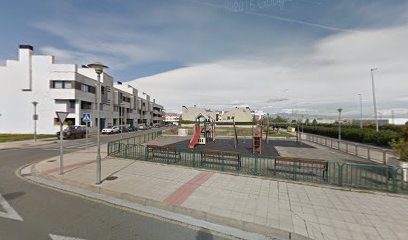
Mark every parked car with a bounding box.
[101,126,120,134]
[56,126,86,139]
[138,125,148,130]
[153,124,161,128]
[119,126,128,133]
[127,126,137,132]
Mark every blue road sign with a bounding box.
[82,113,91,123]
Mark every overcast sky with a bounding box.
[1,0,407,117]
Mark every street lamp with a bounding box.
[358,94,363,129]
[32,101,38,141]
[371,68,379,132]
[337,108,343,149]
[87,62,108,185]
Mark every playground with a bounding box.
[107,114,408,194]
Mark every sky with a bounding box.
[1,0,407,117]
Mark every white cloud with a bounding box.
[129,23,408,117]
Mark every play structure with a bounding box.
[252,124,263,154]
[188,114,216,149]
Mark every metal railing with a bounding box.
[107,141,408,194]
[302,133,397,164]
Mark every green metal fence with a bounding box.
[107,141,408,194]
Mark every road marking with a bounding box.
[49,234,87,240]
[0,193,24,221]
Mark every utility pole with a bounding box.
[371,68,379,132]
[87,62,108,185]
[358,94,363,129]
[337,108,343,149]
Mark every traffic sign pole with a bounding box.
[56,111,68,175]
[85,125,88,150]
[82,113,91,150]
[59,124,64,175]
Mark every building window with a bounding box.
[64,81,72,89]
[69,100,75,109]
[81,101,92,110]
[81,84,89,92]
[54,81,63,89]
[51,80,73,89]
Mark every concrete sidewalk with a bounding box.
[25,145,408,240]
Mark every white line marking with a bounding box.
[49,234,87,240]
[0,193,24,221]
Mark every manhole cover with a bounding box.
[105,176,118,181]
[48,160,56,162]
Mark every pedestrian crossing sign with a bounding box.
[82,113,91,123]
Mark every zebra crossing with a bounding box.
[31,138,97,151]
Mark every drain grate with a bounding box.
[48,160,56,162]
[105,176,118,181]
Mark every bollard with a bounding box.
[383,151,387,165]
[355,145,358,156]
[367,147,371,161]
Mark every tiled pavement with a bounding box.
[29,144,408,240]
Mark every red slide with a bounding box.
[188,125,200,149]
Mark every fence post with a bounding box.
[293,160,297,181]
[255,156,258,176]
[391,167,398,193]
[338,163,343,186]
[221,154,225,172]
[192,151,196,168]
[124,144,128,159]
[346,143,348,153]
[144,146,148,161]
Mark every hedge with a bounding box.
[302,126,402,147]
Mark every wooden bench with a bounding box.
[200,150,241,170]
[146,145,181,163]
[268,157,329,181]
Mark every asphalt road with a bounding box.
[0,129,231,240]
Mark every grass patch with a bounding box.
[267,131,293,138]
[0,134,55,143]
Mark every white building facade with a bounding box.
[0,45,164,134]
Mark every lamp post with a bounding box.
[32,101,38,141]
[371,68,379,132]
[87,62,108,185]
[358,94,363,129]
[337,108,343,149]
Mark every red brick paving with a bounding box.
[164,171,214,206]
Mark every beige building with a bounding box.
[181,106,217,121]
[220,107,253,122]
[181,106,252,123]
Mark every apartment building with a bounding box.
[0,45,164,134]
[164,113,180,125]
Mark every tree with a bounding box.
[391,122,408,161]
[312,119,317,125]
[271,116,288,123]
